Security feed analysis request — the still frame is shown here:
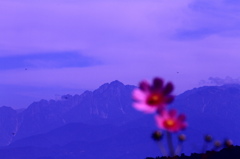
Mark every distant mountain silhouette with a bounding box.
[0,80,139,146]
[0,82,240,158]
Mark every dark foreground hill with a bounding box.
[147,145,240,159]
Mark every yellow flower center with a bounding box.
[146,93,164,106]
[163,119,176,129]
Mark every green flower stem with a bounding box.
[157,141,167,156]
[166,131,175,157]
[174,142,183,155]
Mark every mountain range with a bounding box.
[0,81,240,159]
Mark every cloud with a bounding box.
[199,76,240,86]
[173,0,240,40]
[0,52,101,70]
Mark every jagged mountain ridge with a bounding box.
[1,81,240,159]
[172,83,240,133]
[63,80,138,124]
[0,80,138,146]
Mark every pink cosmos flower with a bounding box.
[132,77,174,113]
[155,109,187,132]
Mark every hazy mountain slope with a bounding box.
[9,122,119,148]
[12,80,138,142]
[15,96,79,140]
[0,106,18,146]
[5,116,159,159]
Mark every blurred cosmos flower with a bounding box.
[132,77,234,157]
[132,77,174,113]
[155,109,187,132]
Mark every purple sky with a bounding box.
[1,0,240,109]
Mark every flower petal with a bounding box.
[164,95,175,103]
[132,89,147,101]
[163,82,174,95]
[133,103,156,113]
[139,80,150,91]
[159,109,168,116]
[178,114,186,121]
[152,78,163,91]
[155,115,165,128]
[180,123,187,130]
[169,109,177,117]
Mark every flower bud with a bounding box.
[204,135,213,142]
[178,134,186,142]
[214,140,221,148]
[152,131,163,141]
[224,139,233,148]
